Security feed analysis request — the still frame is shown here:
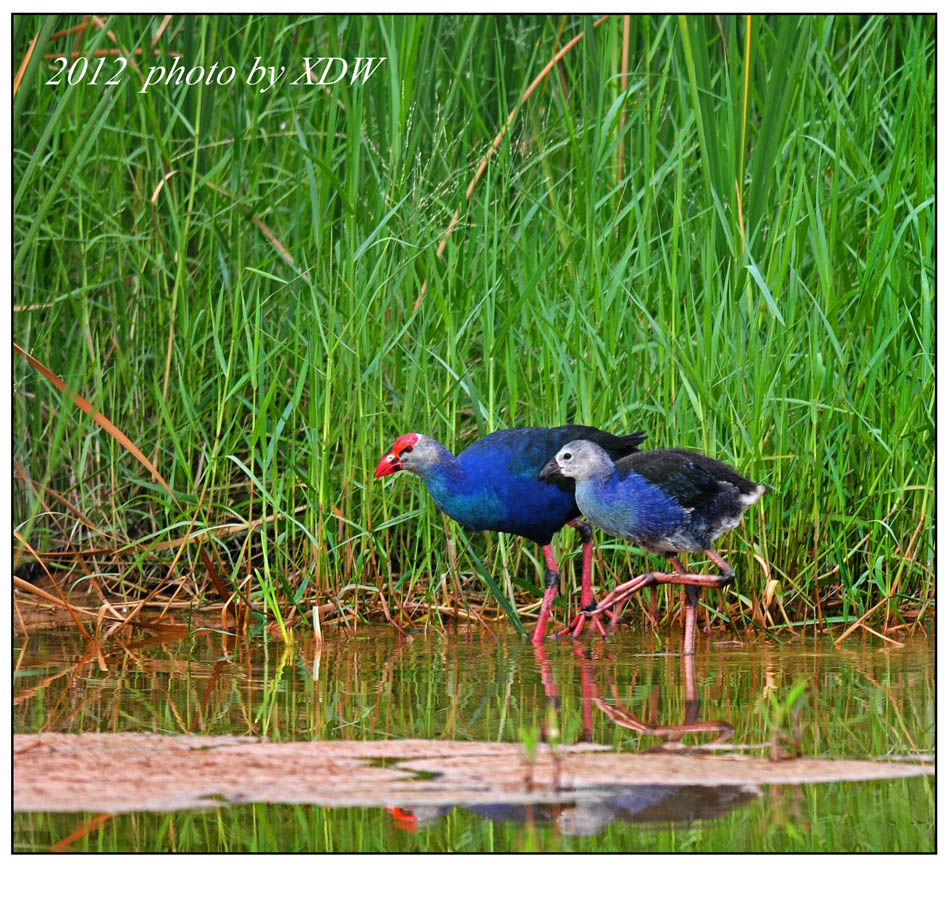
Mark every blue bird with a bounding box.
[374,426,646,642]
[540,441,768,653]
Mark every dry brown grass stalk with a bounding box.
[13,343,234,616]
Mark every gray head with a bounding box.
[539,440,614,482]
[374,433,449,478]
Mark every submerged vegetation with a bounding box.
[13,15,934,639]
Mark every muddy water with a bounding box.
[13,623,934,852]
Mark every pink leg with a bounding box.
[561,519,607,639]
[567,571,654,638]
[683,601,698,655]
[670,556,698,656]
[609,597,626,627]
[532,544,561,644]
[556,537,655,639]
[567,550,735,653]
[568,520,595,611]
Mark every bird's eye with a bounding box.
[562,452,572,461]
[403,445,414,455]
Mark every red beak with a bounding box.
[375,433,418,479]
[374,452,401,478]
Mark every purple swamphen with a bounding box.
[374,426,646,642]
[540,441,768,653]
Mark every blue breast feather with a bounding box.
[421,437,578,544]
[576,471,688,550]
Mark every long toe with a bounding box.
[572,613,590,640]
[557,612,587,638]
[555,615,581,638]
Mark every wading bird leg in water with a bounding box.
[375,427,647,646]
[566,519,607,638]
[568,549,736,653]
[533,545,561,645]
[534,539,606,643]
[539,441,767,652]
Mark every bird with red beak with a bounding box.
[373,425,646,641]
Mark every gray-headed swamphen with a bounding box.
[540,440,768,653]
[374,426,646,642]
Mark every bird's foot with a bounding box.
[554,608,608,640]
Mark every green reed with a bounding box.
[13,15,934,632]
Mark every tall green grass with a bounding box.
[13,15,934,633]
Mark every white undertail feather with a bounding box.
[738,485,768,509]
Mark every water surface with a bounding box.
[13,622,934,852]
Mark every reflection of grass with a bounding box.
[13,15,933,640]
[13,631,934,851]
[14,630,934,762]
[757,677,808,759]
[14,777,934,853]
[257,570,290,645]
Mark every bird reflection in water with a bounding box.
[385,645,749,837]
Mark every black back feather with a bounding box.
[615,448,759,509]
